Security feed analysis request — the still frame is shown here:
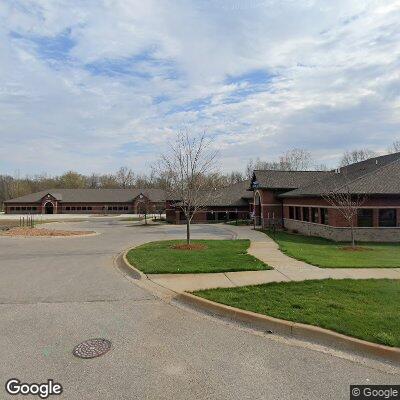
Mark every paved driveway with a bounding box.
[0,220,398,399]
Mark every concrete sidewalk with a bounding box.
[147,226,400,292]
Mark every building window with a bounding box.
[217,212,227,221]
[10,207,14,211]
[357,209,373,227]
[77,206,81,211]
[206,212,215,221]
[71,206,76,211]
[87,206,92,211]
[123,206,128,211]
[295,207,301,220]
[302,207,310,222]
[118,206,123,211]
[66,206,70,211]
[107,206,112,211]
[288,206,294,219]
[311,208,319,223]
[32,207,37,211]
[320,208,329,225]
[379,209,397,227]
[113,206,118,211]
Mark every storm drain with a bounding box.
[73,338,112,359]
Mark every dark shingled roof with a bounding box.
[280,152,400,197]
[4,188,166,203]
[252,170,333,190]
[207,180,252,206]
[169,180,252,207]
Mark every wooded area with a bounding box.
[2,143,396,209]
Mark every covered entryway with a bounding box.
[44,202,54,214]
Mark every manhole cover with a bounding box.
[73,338,111,359]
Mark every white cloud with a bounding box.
[0,0,399,175]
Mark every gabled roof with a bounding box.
[280,152,400,197]
[42,192,63,201]
[168,180,252,207]
[251,170,333,190]
[206,180,252,206]
[4,188,166,203]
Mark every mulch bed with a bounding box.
[0,227,94,237]
[171,243,208,251]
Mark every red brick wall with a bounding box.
[166,205,251,224]
[5,203,41,214]
[6,201,165,214]
[254,189,283,225]
[282,196,400,228]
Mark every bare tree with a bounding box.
[225,171,244,185]
[86,173,100,188]
[115,167,135,188]
[388,140,400,154]
[245,158,280,178]
[313,163,330,171]
[245,148,314,177]
[0,175,14,207]
[157,131,220,244]
[245,158,256,179]
[279,148,312,171]
[98,174,119,188]
[340,149,377,167]
[320,170,368,248]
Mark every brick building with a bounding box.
[251,152,400,242]
[166,180,253,224]
[4,188,166,215]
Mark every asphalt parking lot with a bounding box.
[0,220,398,399]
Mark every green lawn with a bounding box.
[126,239,271,274]
[264,230,400,268]
[195,279,400,347]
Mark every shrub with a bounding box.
[226,219,252,226]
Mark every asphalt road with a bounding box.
[0,220,398,399]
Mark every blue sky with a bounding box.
[0,0,399,175]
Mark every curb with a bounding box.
[175,292,400,365]
[119,249,147,280]
[117,229,240,279]
[118,243,400,365]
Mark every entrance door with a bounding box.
[44,202,54,214]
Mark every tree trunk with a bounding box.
[186,219,191,244]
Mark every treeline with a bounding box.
[1,143,398,208]
[0,167,246,207]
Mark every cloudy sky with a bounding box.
[0,0,399,176]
